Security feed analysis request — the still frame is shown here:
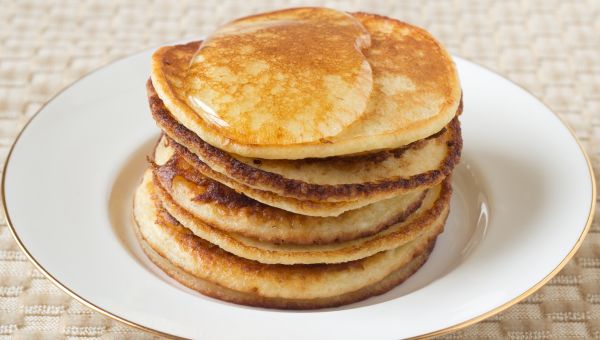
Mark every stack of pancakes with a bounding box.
[134,8,462,309]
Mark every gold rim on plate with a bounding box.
[1,51,596,340]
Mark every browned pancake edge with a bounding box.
[147,79,462,202]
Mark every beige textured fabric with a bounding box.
[0,0,597,338]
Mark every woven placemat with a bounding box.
[1,0,598,338]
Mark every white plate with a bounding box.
[2,48,595,339]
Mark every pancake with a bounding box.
[150,10,461,159]
[153,142,427,245]
[149,82,461,204]
[178,8,372,145]
[134,170,439,307]
[137,231,433,309]
[150,170,450,265]
[154,136,406,217]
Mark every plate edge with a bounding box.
[412,56,597,339]
[1,47,188,340]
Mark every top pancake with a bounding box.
[152,7,372,149]
[151,9,461,159]
[149,85,461,204]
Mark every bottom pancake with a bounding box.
[134,169,441,308]
[137,230,434,309]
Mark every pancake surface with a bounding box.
[151,10,461,159]
[152,7,373,152]
[134,170,440,307]
[184,8,373,145]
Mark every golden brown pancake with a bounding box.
[150,10,461,159]
[153,143,427,245]
[137,231,434,309]
[134,170,440,308]
[150,170,450,265]
[180,7,373,145]
[149,84,461,204]
[153,135,417,217]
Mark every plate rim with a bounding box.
[1,50,596,340]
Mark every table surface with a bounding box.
[1,0,598,338]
